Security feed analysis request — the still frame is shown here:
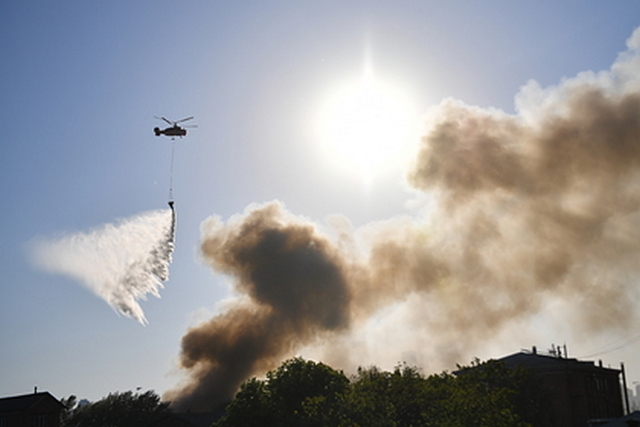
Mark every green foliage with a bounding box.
[217,357,550,427]
[59,395,77,426]
[268,357,350,426]
[60,358,551,427]
[215,378,275,427]
[343,366,396,426]
[451,359,550,427]
[61,390,170,427]
[215,357,350,427]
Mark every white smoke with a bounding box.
[30,208,176,325]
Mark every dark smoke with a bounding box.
[167,28,640,411]
[166,204,350,411]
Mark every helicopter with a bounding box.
[154,116,196,138]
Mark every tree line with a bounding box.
[214,357,552,427]
[60,390,170,427]
[60,357,553,427]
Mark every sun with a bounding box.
[317,69,418,183]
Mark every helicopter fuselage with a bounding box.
[154,125,187,137]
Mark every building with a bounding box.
[632,384,640,412]
[498,348,624,427]
[0,391,64,427]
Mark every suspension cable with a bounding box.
[169,138,175,201]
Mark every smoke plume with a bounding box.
[168,28,640,411]
[166,203,350,410]
[31,207,176,325]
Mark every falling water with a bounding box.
[30,206,176,325]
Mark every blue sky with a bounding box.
[2,1,640,404]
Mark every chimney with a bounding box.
[34,386,37,394]
[532,346,537,355]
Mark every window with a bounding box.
[32,415,46,427]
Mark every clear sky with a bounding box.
[2,1,640,405]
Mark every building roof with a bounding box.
[498,351,621,375]
[0,392,64,414]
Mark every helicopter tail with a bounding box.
[154,127,162,136]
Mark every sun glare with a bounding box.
[317,72,418,184]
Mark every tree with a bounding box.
[214,378,275,427]
[344,359,542,427]
[343,366,396,427]
[267,357,350,426]
[59,395,77,426]
[62,390,170,427]
[446,359,541,427]
[215,357,551,427]
[215,357,350,427]
[387,363,431,426]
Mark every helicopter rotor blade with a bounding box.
[183,125,198,128]
[175,116,194,124]
[155,116,173,125]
